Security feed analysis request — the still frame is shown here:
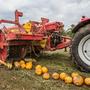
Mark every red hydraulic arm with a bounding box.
[0,10,23,26]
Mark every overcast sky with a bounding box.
[0,0,90,29]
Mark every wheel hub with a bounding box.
[78,34,90,65]
[83,39,90,60]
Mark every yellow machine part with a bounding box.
[10,29,20,33]
[40,39,47,48]
[23,22,32,33]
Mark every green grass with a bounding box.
[0,49,90,90]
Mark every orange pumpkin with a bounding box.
[25,62,32,70]
[85,78,90,85]
[71,72,79,78]
[35,65,42,70]
[6,63,13,69]
[73,76,84,86]
[43,73,50,80]
[19,60,25,65]
[60,72,68,80]
[42,66,48,73]
[64,76,73,84]
[52,73,59,80]
[20,63,26,69]
[35,68,42,75]
[14,61,20,69]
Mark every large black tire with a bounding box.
[71,29,90,72]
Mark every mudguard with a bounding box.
[72,19,90,33]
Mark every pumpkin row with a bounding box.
[4,60,90,86]
[35,65,90,86]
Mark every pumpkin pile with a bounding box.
[5,59,33,70]
[60,72,68,80]
[35,65,50,79]
[59,72,73,84]
[59,72,84,86]
[13,59,33,70]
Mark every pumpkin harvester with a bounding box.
[0,10,71,64]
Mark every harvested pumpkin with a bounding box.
[14,61,20,69]
[71,72,79,78]
[35,65,42,70]
[52,72,59,80]
[6,63,13,69]
[64,76,73,84]
[26,62,32,70]
[85,77,90,85]
[60,72,68,80]
[20,63,26,69]
[73,75,84,86]
[19,60,25,65]
[42,66,48,73]
[35,68,42,75]
[43,73,50,80]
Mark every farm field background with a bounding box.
[0,49,90,90]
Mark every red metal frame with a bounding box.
[0,10,22,25]
[45,35,71,51]
[0,10,71,61]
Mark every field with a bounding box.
[0,49,90,90]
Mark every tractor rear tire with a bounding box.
[71,29,90,72]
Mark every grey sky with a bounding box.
[0,0,90,29]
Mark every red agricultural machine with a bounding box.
[0,10,71,62]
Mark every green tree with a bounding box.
[66,24,75,37]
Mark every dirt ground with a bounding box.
[0,49,90,90]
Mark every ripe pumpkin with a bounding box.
[35,65,42,70]
[64,76,73,84]
[85,78,90,85]
[73,76,84,86]
[42,66,48,73]
[60,72,68,80]
[6,63,13,69]
[43,73,50,80]
[52,73,59,80]
[14,61,20,69]
[20,63,26,69]
[71,72,79,78]
[26,62,32,70]
[19,60,25,65]
[35,68,42,75]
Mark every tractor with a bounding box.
[0,10,71,62]
[71,16,90,72]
